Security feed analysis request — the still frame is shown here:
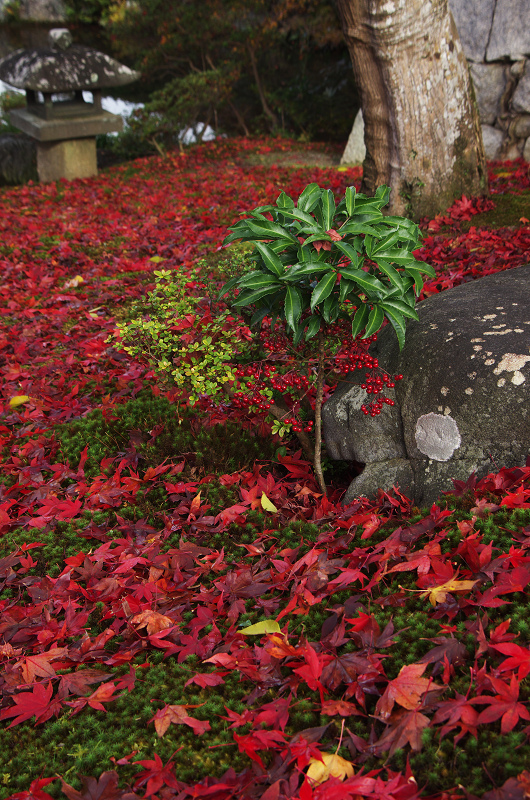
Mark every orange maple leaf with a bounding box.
[420,576,477,606]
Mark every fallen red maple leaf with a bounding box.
[0,682,62,728]
[375,662,441,721]
[149,703,212,737]
[471,673,530,734]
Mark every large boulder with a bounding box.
[322,266,530,507]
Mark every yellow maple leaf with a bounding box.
[9,395,30,408]
[261,493,278,513]
[306,752,354,785]
[420,577,477,606]
[240,619,281,636]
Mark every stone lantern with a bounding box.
[0,28,140,182]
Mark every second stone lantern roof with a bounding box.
[0,28,140,94]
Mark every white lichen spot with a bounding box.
[493,353,530,376]
[482,314,497,320]
[473,345,483,351]
[465,388,473,395]
[512,372,526,386]
[485,358,495,365]
[415,413,461,461]
[486,352,493,356]
[491,324,507,329]
[484,329,514,336]
[471,338,485,342]
[497,378,506,387]
[514,329,524,333]
[430,323,438,329]
[444,407,451,415]
[496,307,504,310]
[440,386,449,396]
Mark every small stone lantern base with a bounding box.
[36,138,97,182]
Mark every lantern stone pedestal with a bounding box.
[10,105,124,182]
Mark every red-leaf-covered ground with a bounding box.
[1,138,530,800]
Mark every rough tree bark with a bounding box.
[334,0,488,219]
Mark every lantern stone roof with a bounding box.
[0,28,140,93]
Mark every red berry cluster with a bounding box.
[360,372,404,416]
[283,418,314,433]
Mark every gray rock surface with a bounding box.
[448,0,495,62]
[512,68,530,114]
[322,266,530,507]
[486,0,530,60]
[481,124,504,159]
[340,108,365,165]
[469,63,507,124]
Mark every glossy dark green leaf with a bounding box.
[254,241,285,277]
[364,304,385,337]
[374,184,391,206]
[284,285,303,331]
[339,277,356,302]
[351,303,370,339]
[379,298,419,320]
[276,191,295,209]
[283,262,331,280]
[310,271,337,311]
[339,222,383,237]
[322,293,339,323]
[237,271,279,290]
[217,274,240,299]
[345,186,357,216]
[297,183,322,213]
[379,303,407,349]
[373,259,403,290]
[320,189,336,230]
[246,219,299,242]
[338,268,386,295]
[232,284,281,308]
[305,315,321,340]
[335,241,362,268]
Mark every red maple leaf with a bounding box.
[149,704,211,737]
[133,753,181,797]
[492,643,530,680]
[471,673,530,733]
[375,663,441,720]
[0,682,62,728]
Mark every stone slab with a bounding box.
[10,106,122,141]
[448,0,495,62]
[340,108,365,165]
[469,63,507,124]
[486,0,530,60]
[36,137,97,181]
[512,68,530,114]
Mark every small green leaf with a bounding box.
[283,262,330,280]
[284,285,303,331]
[351,303,370,339]
[310,271,337,311]
[374,184,391,206]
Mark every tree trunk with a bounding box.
[335,0,488,219]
